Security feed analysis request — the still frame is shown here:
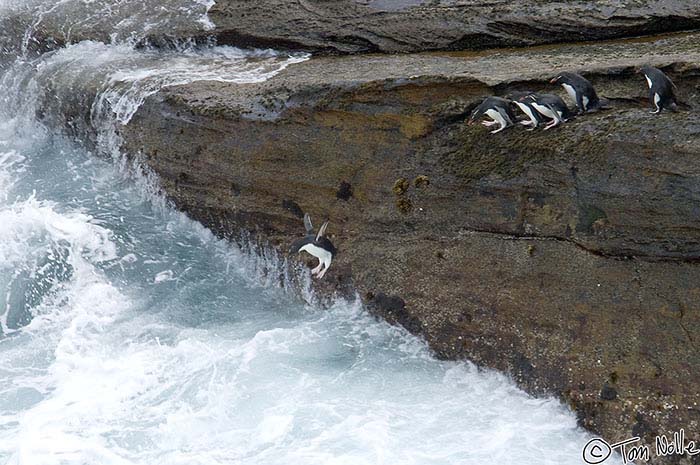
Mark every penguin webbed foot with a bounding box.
[520,120,538,131]
[316,262,331,279]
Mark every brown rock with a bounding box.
[117,32,700,461]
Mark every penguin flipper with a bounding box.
[601,95,647,107]
[496,106,513,126]
[304,213,314,234]
[546,105,563,123]
[596,97,611,109]
[316,221,329,240]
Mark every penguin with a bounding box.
[507,91,546,130]
[550,72,600,113]
[526,93,573,130]
[639,65,677,114]
[468,96,516,134]
[289,213,336,279]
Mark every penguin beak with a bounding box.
[549,77,558,84]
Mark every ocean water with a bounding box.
[0,1,599,464]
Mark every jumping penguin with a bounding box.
[526,93,573,130]
[289,213,336,279]
[550,72,600,114]
[640,65,678,114]
[507,91,546,130]
[468,96,516,134]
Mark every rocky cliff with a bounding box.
[9,0,700,460]
[120,31,700,459]
[6,0,700,58]
[210,0,700,53]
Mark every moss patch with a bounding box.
[440,126,555,182]
[438,115,617,183]
[396,196,413,213]
[393,178,410,196]
[414,175,430,188]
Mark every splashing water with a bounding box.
[0,1,606,464]
[0,0,215,58]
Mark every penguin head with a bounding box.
[289,237,308,254]
[638,65,656,76]
[506,91,532,102]
[468,105,485,125]
[550,72,574,85]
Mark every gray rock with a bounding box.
[210,0,700,53]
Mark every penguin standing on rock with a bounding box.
[468,96,516,134]
[526,93,573,130]
[289,213,336,279]
[550,72,601,114]
[507,91,546,130]
[640,65,678,114]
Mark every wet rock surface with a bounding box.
[210,0,700,53]
[120,31,700,459]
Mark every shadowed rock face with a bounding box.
[120,32,700,458]
[210,0,700,53]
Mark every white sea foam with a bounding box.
[3,0,216,55]
[93,44,308,125]
[6,296,597,465]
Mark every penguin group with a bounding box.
[289,67,682,280]
[469,66,680,133]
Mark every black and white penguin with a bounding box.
[550,72,600,113]
[507,91,546,130]
[289,213,336,279]
[468,96,516,134]
[526,93,573,130]
[640,65,677,114]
